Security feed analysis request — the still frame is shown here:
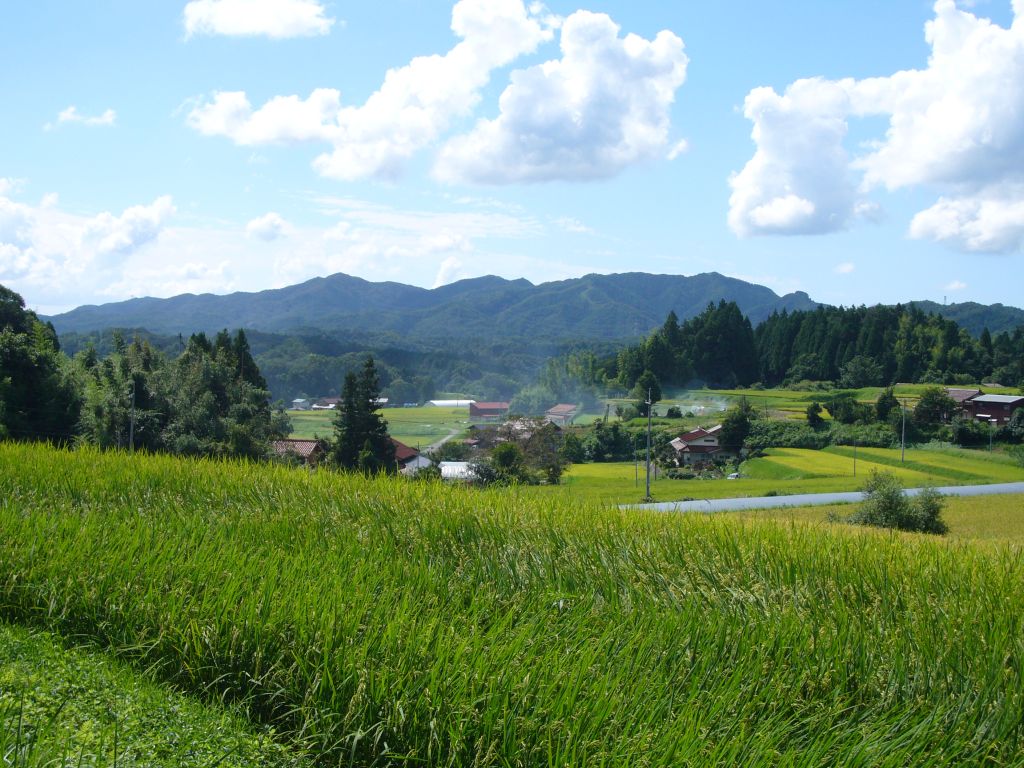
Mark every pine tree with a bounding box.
[331,356,396,473]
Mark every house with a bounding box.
[391,438,433,476]
[470,401,510,422]
[963,394,1024,425]
[945,388,982,406]
[312,397,341,410]
[291,398,311,411]
[669,425,734,466]
[439,461,476,482]
[271,438,327,466]
[545,403,578,426]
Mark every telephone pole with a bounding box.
[645,388,653,502]
[128,379,136,453]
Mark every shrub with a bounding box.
[844,471,947,535]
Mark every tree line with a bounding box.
[582,301,1024,396]
[1,284,288,457]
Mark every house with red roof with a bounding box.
[391,438,433,475]
[470,401,510,422]
[668,425,734,466]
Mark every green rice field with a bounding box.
[288,405,469,449]
[1,442,1022,765]
[533,445,1024,505]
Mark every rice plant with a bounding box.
[1,442,1022,766]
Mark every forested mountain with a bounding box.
[46,272,817,340]
[908,301,1024,337]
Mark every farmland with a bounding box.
[531,445,1024,505]
[2,442,1023,765]
[288,405,469,449]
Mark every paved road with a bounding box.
[629,481,1024,514]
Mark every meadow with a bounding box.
[1,442,1022,765]
[288,405,469,449]
[534,445,1024,505]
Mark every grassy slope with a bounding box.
[532,446,1024,505]
[0,623,309,767]
[1,444,1022,766]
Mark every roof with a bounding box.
[546,403,578,415]
[472,402,510,410]
[390,438,420,463]
[429,400,476,407]
[271,439,324,459]
[945,388,982,403]
[440,461,475,480]
[971,394,1024,405]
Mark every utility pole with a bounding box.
[128,379,136,454]
[853,441,857,477]
[900,398,906,463]
[645,388,653,502]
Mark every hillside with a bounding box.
[46,271,817,340]
[909,300,1024,336]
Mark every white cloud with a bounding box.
[909,186,1024,252]
[246,212,292,241]
[667,139,689,160]
[834,262,855,275]
[103,260,234,299]
[945,279,968,291]
[555,216,593,234]
[83,196,176,257]
[730,0,1024,251]
[188,0,555,180]
[45,106,116,130]
[434,10,688,183]
[433,255,467,287]
[183,0,335,39]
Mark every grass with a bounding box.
[1,442,1023,765]
[531,445,1024,505]
[729,494,1024,545]
[288,405,470,449]
[0,622,309,767]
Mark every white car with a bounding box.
[727,472,740,480]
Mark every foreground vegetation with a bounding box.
[0,623,309,767]
[1,443,1022,765]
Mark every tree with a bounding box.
[913,386,957,430]
[844,471,947,534]
[632,370,661,417]
[838,355,884,388]
[330,356,396,473]
[805,401,824,429]
[719,397,754,451]
[875,387,899,423]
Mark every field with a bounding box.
[729,493,1024,545]
[2,443,1023,765]
[531,445,1024,505]
[288,405,469,450]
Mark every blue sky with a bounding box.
[2,0,1023,315]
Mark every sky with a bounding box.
[2,0,1024,315]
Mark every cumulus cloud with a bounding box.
[834,262,855,275]
[188,0,556,180]
[945,279,968,291]
[434,11,688,183]
[83,196,176,257]
[730,0,1024,251]
[183,0,335,39]
[909,186,1024,252]
[433,255,467,288]
[246,212,292,241]
[45,106,116,130]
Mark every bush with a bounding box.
[844,471,947,535]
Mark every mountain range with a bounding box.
[47,272,818,340]
[45,271,1024,342]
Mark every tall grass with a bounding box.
[1,443,1022,765]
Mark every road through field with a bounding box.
[631,481,1024,513]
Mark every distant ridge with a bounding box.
[47,271,819,340]
[908,300,1024,337]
